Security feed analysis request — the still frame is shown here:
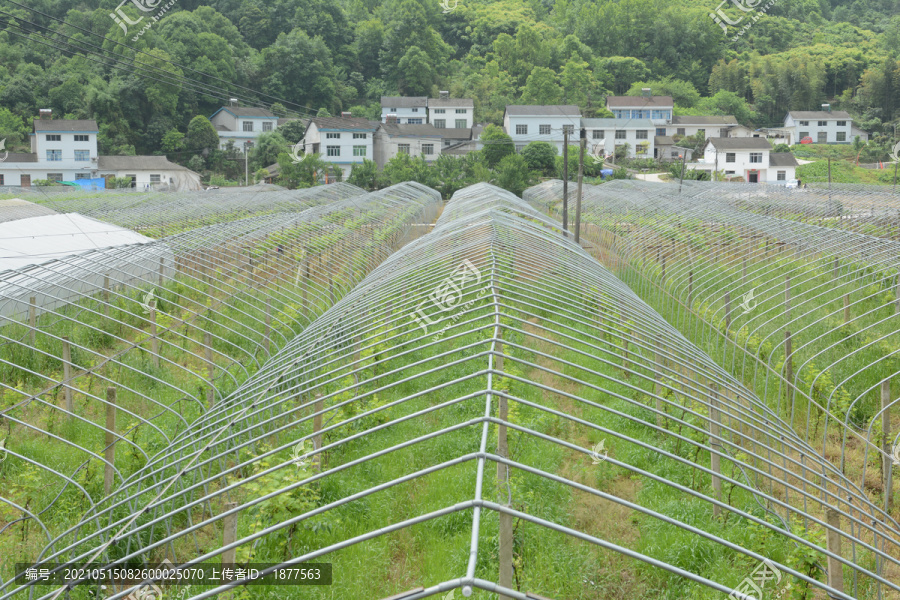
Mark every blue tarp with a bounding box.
[71,178,107,190]
[599,169,615,178]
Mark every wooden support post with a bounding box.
[313,392,323,472]
[302,256,309,316]
[688,270,693,307]
[104,387,117,496]
[150,308,159,368]
[825,508,844,595]
[742,257,747,286]
[158,256,165,287]
[832,257,839,280]
[784,331,793,399]
[221,502,239,565]
[205,331,214,407]
[29,296,36,346]
[784,275,791,323]
[882,380,893,514]
[843,294,850,324]
[103,275,110,317]
[724,291,732,331]
[709,389,723,518]
[264,301,271,354]
[62,336,73,414]
[655,340,665,430]
[895,274,900,315]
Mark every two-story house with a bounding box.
[668,116,749,140]
[374,123,443,168]
[428,96,474,129]
[690,137,798,183]
[784,106,853,144]
[381,97,428,124]
[210,104,279,153]
[0,112,199,189]
[304,117,379,178]
[581,118,656,159]
[606,93,673,126]
[503,105,582,153]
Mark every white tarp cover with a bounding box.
[0,213,156,272]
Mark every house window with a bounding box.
[326,133,341,139]
[243,121,254,132]
[676,128,685,136]
[408,118,424,125]
[0,175,3,185]
[799,121,809,126]
[749,152,763,163]
[671,150,680,158]
[422,143,434,155]
[540,125,551,135]
[434,119,446,128]
[327,145,340,157]
[636,142,649,155]
[720,128,729,137]
[697,129,705,137]
[46,134,61,141]
[800,131,809,139]
[74,150,90,162]
[726,152,736,163]
[389,107,397,112]
[353,145,366,157]
[434,109,446,114]
[75,173,89,180]
[515,144,526,153]
[456,109,466,114]
[563,124,574,135]
[777,171,786,181]
[818,120,827,126]
[47,173,63,182]
[150,174,162,183]
[454,119,465,129]
[656,128,666,136]
[615,130,627,140]
[837,120,847,126]
[817,132,827,143]
[398,144,410,154]
[836,132,846,142]
[353,133,367,139]
[636,130,648,139]
[725,170,735,175]
[412,108,419,112]
[593,130,604,140]
[516,124,528,135]
[262,122,273,132]
[74,135,89,142]
[47,150,62,162]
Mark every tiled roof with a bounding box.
[381,96,428,109]
[98,156,195,171]
[707,137,772,150]
[311,117,379,131]
[378,124,443,137]
[768,152,799,167]
[428,98,474,108]
[788,111,852,120]
[582,118,655,128]
[505,105,581,117]
[605,96,673,108]
[670,116,739,125]
[33,119,99,132]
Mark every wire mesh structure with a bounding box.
[0,182,440,585]
[525,179,900,514]
[6,183,898,600]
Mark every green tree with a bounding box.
[627,78,701,108]
[602,57,651,96]
[278,120,308,144]
[0,107,28,147]
[520,67,563,105]
[161,129,185,154]
[277,152,326,189]
[521,142,557,176]
[185,116,219,157]
[253,131,290,171]
[480,124,515,168]
[397,46,436,96]
[494,154,537,196]
[348,159,381,190]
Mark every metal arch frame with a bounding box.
[0,182,441,583]
[9,183,897,600]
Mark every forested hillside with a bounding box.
[0,0,897,159]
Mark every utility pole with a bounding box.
[827,155,832,187]
[893,159,897,192]
[575,128,586,244]
[678,152,687,194]
[563,129,569,237]
[244,141,253,186]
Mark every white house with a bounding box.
[304,117,379,178]
[428,97,475,129]
[851,125,869,143]
[606,94,673,125]
[210,105,279,153]
[784,107,853,144]
[690,137,798,183]
[0,113,199,190]
[503,105,582,153]
[381,97,428,124]
[374,123,443,168]
[581,118,655,159]
[669,116,747,140]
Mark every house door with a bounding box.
[748,172,759,183]
[20,175,30,188]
